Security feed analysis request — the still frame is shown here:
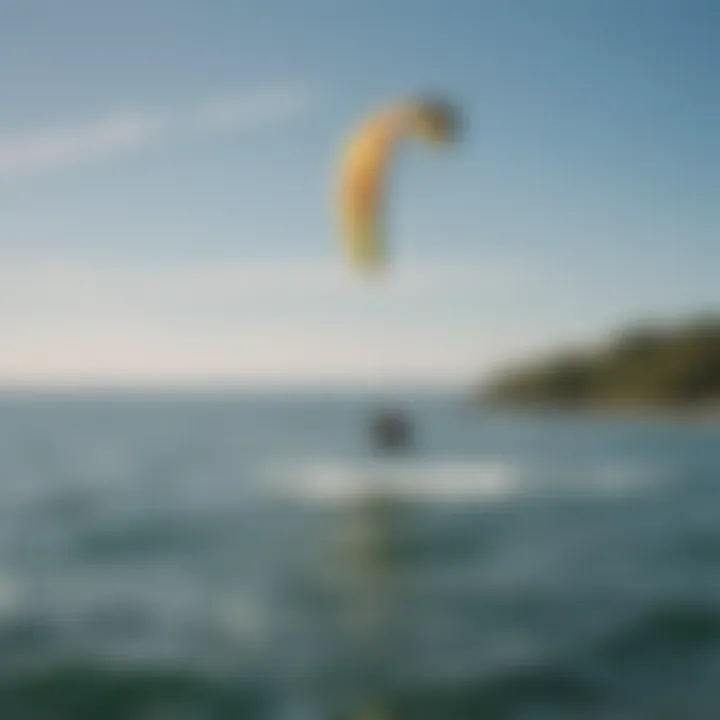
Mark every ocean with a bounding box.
[0,390,718,719]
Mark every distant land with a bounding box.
[479,315,720,416]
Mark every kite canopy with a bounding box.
[336,97,460,274]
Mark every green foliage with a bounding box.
[482,315,720,410]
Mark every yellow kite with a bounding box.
[336,97,460,274]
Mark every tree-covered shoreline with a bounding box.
[480,315,720,413]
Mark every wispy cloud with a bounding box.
[0,84,312,184]
[193,86,311,132]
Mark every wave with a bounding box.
[263,457,666,506]
[264,458,521,504]
[0,600,718,718]
[594,601,720,664]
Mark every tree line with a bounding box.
[481,315,720,410]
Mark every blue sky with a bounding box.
[0,0,717,386]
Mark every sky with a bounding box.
[0,0,717,388]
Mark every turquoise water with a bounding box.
[0,391,718,718]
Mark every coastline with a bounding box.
[478,400,720,426]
